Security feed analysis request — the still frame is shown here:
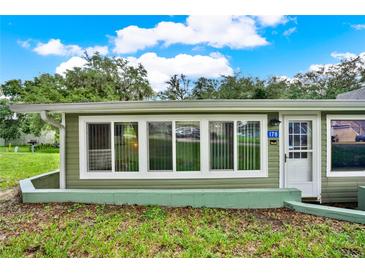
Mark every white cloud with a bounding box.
[85,46,109,56]
[33,38,108,57]
[55,56,87,75]
[330,51,357,60]
[126,52,233,91]
[283,27,296,37]
[17,39,31,49]
[113,16,269,54]
[55,52,233,91]
[33,39,82,56]
[351,24,365,30]
[309,51,365,72]
[256,15,288,27]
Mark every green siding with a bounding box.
[321,112,365,203]
[65,112,280,189]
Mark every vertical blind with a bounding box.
[237,121,260,170]
[148,122,173,171]
[87,123,112,171]
[175,121,200,171]
[114,122,139,172]
[209,121,234,170]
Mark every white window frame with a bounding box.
[327,114,365,177]
[79,114,268,179]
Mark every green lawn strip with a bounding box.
[0,204,364,258]
[0,152,59,189]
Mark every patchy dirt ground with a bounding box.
[0,194,364,258]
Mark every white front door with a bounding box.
[283,116,320,198]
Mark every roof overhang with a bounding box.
[9,99,365,114]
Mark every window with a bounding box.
[237,121,261,170]
[79,115,268,179]
[329,117,365,175]
[148,122,173,171]
[176,121,200,171]
[114,122,139,172]
[288,121,312,159]
[209,121,234,170]
[87,123,111,171]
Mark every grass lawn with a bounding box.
[0,199,364,258]
[0,151,59,189]
[0,147,364,258]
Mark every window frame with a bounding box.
[79,114,268,179]
[326,114,365,177]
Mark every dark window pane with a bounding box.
[294,123,300,134]
[176,121,200,171]
[300,123,307,134]
[210,121,234,170]
[237,121,260,170]
[294,152,301,159]
[114,122,139,172]
[301,135,307,146]
[289,135,293,147]
[87,123,111,171]
[294,135,300,149]
[148,122,173,171]
[331,120,365,171]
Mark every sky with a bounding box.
[1,15,365,91]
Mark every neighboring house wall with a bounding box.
[321,111,365,203]
[0,130,56,146]
[65,112,280,189]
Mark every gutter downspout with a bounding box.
[40,111,66,189]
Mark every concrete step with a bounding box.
[284,201,365,224]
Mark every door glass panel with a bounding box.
[288,121,312,155]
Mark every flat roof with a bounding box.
[9,99,365,113]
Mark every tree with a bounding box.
[218,75,266,99]
[0,53,155,137]
[191,77,220,99]
[0,99,22,145]
[159,74,192,100]
[64,53,154,102]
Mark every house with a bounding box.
[337,86,365,99]
[9,99,365,207]
[0,130,56,146]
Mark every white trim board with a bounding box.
[326,114,365,177]
[79,114,268,180]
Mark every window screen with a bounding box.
[331,120,365,171]
[237,121,261,170]
[87,123,112,171]
[175,121,200,171]
[148,122,173,171]
[114,122,139,172]
[209,121,234,170]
